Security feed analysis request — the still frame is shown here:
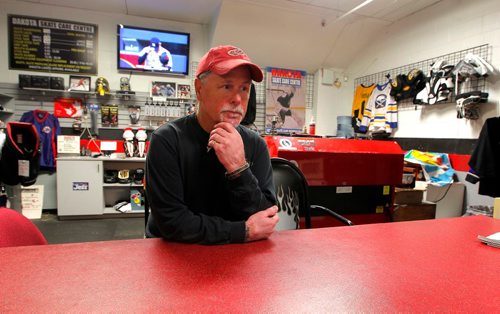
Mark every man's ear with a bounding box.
[194,78,202,99]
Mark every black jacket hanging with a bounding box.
[466,117,500,197]
[0,122,40,186]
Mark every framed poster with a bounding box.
[151,81,176,98]
[265,67,307,134]
[8,15,98,74]
[69,76,91,91]
[177,84,191,99]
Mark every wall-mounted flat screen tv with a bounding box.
[117,24,190,75]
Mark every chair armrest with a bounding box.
[310,205,353,226]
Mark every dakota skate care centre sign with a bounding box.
[8,15,98,74]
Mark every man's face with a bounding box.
[195,66,252,129]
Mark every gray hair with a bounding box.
[197,71,212,82]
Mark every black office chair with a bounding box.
[144,189,150,229]
[142,172,151,237]
[271,157,353,230]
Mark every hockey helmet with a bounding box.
[132,168,145,185]
[118,169,130,184]
[103,170,118,183]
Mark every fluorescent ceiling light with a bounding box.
[336,0,374,21]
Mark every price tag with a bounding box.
[18,160,30,177]
[383,185,390,195]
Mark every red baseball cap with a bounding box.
[196,45,263,82]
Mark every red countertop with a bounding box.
[1,216,499,312]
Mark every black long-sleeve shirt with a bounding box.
[145,114,276,244]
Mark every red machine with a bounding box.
[265,136,404,226]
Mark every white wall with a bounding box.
[317,0,500,138]
[314,69,356,136]
[3,0,500,139]
[0,0,208,92]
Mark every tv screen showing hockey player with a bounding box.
[117,24,190,76]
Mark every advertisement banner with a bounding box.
[265,67,307,133]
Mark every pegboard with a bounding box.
[354,44,490,111]
[0,82,196,133]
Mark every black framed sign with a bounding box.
[8,15,98,74]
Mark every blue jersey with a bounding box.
[20,110,61,170]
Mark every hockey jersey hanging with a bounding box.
[414,59,454,105]
[351,84,375,133]
[20,109,61,171]
[359,82,398,134]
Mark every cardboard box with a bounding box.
[11,185,44,219]
[394,188,424,205]
[425,182,465,218]
[130,189,144,211]
[392,201,436,222]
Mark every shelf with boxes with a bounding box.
[392,187,436,222]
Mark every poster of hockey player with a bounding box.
[265,67,306,133]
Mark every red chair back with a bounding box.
[0,207,47,248]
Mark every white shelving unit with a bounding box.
[0,93,15,124]
[56,156,145,218]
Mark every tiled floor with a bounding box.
[32,211,145,244]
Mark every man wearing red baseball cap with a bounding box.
[146,45,279,244]
[195,45,264,82]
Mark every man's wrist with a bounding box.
[244,224,250,242]
[226,162,250,180]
